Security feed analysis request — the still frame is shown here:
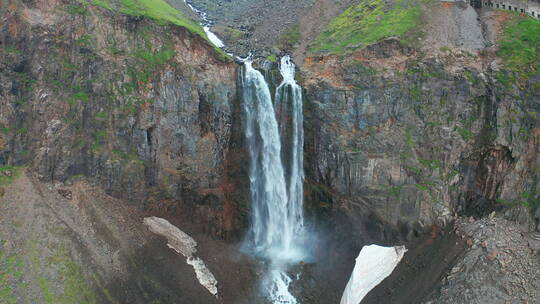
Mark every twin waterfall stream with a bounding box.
[182,3,308,300]
[242,56,307,303]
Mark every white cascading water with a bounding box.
[276,55,305,250]
[182,0,226,48]
[242,56,306,303]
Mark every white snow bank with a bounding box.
[143,217,218,298]
[143,217,197,257]
[340,245,407,304]
[187,257,219,296]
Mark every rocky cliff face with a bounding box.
[301,4,539,250]
[1,0,249,238]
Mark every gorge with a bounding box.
[0,0,539,303]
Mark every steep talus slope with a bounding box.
[185,0,359,59]
[1,0,249,238]
[185,0,316,56]
[0,170,259,303]
[425,217,539,303]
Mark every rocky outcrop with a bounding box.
[0,0,248,237]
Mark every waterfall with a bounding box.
[242,56,306,303]
[276,56,305,251]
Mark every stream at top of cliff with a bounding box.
[182,0,226,49]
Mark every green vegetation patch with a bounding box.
[92,0,113,10]
[133,47,176,66]
[0,165,23,185]
[311,0,423,53]
[497,191,540,215]
[278,24,301,49]
[41,246,97,304]
[65,3,89,15]
[127,44,175,86]
[497,15,540,83]
[118,0,206,38]
[213,25,245,41]
[1,45,21,55]
[0,244,24,304]
[266,54,278,63]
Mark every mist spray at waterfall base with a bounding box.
[241,56,310,303]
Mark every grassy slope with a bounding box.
[116,0,206,37]
[310,0,423,54]
[86,0,230,59]
[497,14,540,82]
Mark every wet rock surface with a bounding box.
[301,13,539,249]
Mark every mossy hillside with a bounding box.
[496,14,540,84]
[310,0,424,54]
[83,0,204,37]
[1,236,113,304]
[117,0,203,34]
[75,0,230,59]
[37,244,99,304]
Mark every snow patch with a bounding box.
[340,245,407,304]
[143,216,218,298]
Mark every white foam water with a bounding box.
[242,56,307,303]
[182,0,226,48]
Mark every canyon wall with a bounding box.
[301,5,539,249]
[0,0,248,237]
